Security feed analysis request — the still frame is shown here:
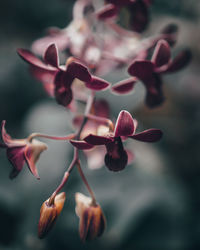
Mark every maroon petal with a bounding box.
[94,99,110,118]
[44,44,59,68]
[104,138,128,171]
[129,129,163,142]
[17,49,52,70]
[84,134,113,145]
[151,40,171,68]
[96,4,118,20]
[70,140,94,150]
[128,60,154,80]
[166,49,192,73]
[7,146,26,178]
[128,0,149,33]
[85,76,110,91]
[114,110,135,137]
[111,78,137,95]
[54,85,73,107]
[67,61,91,82]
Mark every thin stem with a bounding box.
[48,91,96,204]
[76,160,97,205]
[27,133,75,142]
[48,148,79,205]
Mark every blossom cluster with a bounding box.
[0,0,191,242]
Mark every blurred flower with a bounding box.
[112,39,192,107]
[97,0,152,33]
[0,121,47,179]
[75,192,106,241]
[38,192,66,239]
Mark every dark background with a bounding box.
[0,0,200,249]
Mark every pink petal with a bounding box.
[31,28,69,55]
[166,49,192,73]
[84,134,113,145]
[44,44,59,68]
[114,110,135,137]
[17,49,53,70]
[111,78,137,95]
[96,4,118,20]
[85,76,110,91]
[127,149,135,165]
[1,121,26,147]
[70,140,94,150]
[151,40,171,68]
[128,60,154,80]
[67,61,91,82]
[129,129,163,142]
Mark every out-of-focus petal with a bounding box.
[70,140,94,150]
[127,149,135,165]
[166,49,192,73]
[111,78,137,95]
[44,44,59,68]
[32,28,69,55]
[67,61,91,82]
[96,4,118,20]
[128,60,154,80]
[85,76,110,91]
[114,110,135,137]
[84,134,113,145]
[94,99,110,118]
[129,0,149,33]
[151,40,171,68]
[129,129,163,142]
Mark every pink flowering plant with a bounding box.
[0,0,191,242]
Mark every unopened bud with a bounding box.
[75,192,106,241]
[38,192,66,239]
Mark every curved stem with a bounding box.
[27,133,75,142]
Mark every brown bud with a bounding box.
[75,192,106,241]
[38,192,66,239]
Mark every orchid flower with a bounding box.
[0,121,47,179]
[112,39,191,107]
[71,110,162,171]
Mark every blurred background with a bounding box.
[0,0,200,249]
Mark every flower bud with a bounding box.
[75,192,106,241]
[38,192,66,239]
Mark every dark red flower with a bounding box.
[71,110,162,171]
[0,121,47,179]
[112,39,192,107]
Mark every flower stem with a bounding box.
[49,91,96,203]
[76,160,97,205]
[27,133,75,142]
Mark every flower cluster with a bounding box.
[1,0,191,243]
